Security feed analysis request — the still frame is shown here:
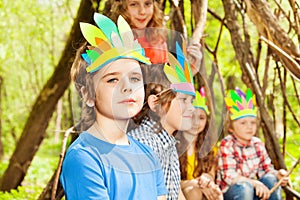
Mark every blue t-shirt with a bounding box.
[60,132,167,200]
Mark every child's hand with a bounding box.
[202,184,223,200]
[186,42,202,75]
[198,173,213,188]
[277,169,289,186]
[252,180,270,200]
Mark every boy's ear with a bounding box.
[81,86,95,107]
[148,95,158,112]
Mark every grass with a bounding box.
[0,138,61,200]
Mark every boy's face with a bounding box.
[230,116,257,145]
[127,0,154,29]
[161,93,195,134]
[186,108,207,136]
[93,58,144,120]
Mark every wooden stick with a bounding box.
[260,36,300,81]
[270,157,300,194]
[51,126,75,200]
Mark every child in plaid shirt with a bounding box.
[217,88,289,200]
[128,42,196,200]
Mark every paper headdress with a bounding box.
[163,42,195,96]
[80,13,151,73]
[225,87,257,120]
[193,87,209,114]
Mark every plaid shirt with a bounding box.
[128,117,180,200]
[216,134,276,192]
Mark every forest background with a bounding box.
[0,0,299,199]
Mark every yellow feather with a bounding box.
[164,64,180,83]
[80,23,109,47]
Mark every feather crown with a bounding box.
[225,87,257,120]
[163,41,195,96]
[193,87,209,114]
[80,13,151,73]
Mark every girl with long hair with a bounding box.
[176,87,223,200]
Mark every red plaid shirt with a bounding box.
[216,134,276,192]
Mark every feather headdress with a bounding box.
[193,87,209,114]
[163,42,195,96]
[225,87,257,120]
[80,13,151,73]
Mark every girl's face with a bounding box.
[93,58,144,120]
[230,116,257,145]
[187,108,207,136]
[161,93,195,134]
[126,0,154,29]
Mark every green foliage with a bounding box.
[0,137,61,199]
[0,0,80,155]
[280,133,300,189]
[0,0,80,198]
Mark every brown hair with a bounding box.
[134,83,176,125]
[108,0,166,45]
[177,115,217,180]
[71,42,96,132]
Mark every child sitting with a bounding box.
[217,87,289,200]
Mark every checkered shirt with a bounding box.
[128,117,180,200]
[216,134,276,192]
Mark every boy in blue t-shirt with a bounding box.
[60,13,167,199]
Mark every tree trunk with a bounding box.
[222,0,286,169]
[0,76,3,159]
[54,99,63,144]
[0,0,99,192]
[244,0,300,80]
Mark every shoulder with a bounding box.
[128,123,157,142]
[220,135,234,146]
[128,135,155,153]
[251,136,263,144]
[251,136,267,151]
[64,141,97,167]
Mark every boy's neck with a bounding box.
[89,117,129,145]
[161,122,175,136]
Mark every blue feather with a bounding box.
[93,13,120,43]
[176,42,185,70]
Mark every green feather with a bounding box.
[232,105,240,111]
[230,90,242,103]
[246,88,253,101]
[175,65,186,82]
[86,50,100,62]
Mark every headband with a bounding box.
[193,87,209,114]
[225,87,257,120]
[163,41,195,96]
[80,13,151,73]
